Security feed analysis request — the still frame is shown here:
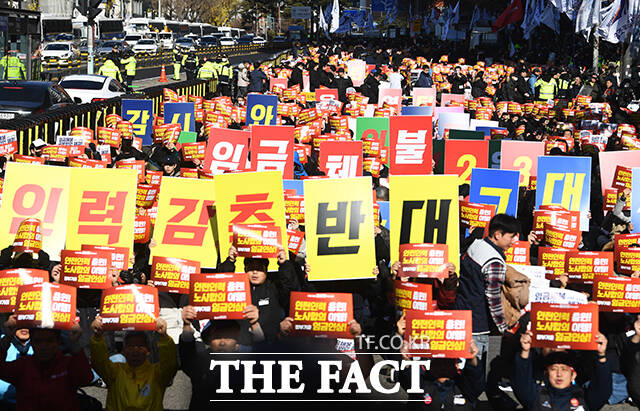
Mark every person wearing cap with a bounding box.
[29,138,47,157]
[217,55,233,97]
[182,49,199,81]
[90,316,177,411]
[513,330,612,411]
[0,51,26,80]
[0,314,93,411]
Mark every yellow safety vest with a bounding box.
[535,79,556,101]
[120,56,136,76]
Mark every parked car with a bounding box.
[219,36,236,46]
[200,36,219,47]
[174,37,195,49]
[132,39,158,54]
[252,36,267,46]
[237,35,253,45]
[185,34,200,46]
[59,74,126,104]
[0,81,75,119]
[158,32,174,49]
[41,42,79,61]
[96,40,128,56]
[123,33,143,47]
[272,36,287,44]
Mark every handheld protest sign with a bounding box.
[390,175,460,268]
[204,128,250,174]
[232,224,282,259]
[616,246,640,275]
[246,94,278,126]
[12,218,42,254]
[151,256,200,294]
[444,140,488,183]
[531,206,579,242]
[122,99,153,145]
[395,281,432,312]
[318,141,363,178]
[347,60,366,87]
[0,269,48,313]
[378,88,402,113]
[631,168,640,233]
[287,229,305,255]
[284,193,305,223]
[189,273,251,320]
[0,129,17,155]
[412,87,436,107]
[269,77,288,92]
[150,177,217,268]
[289,291,353,338]
[538,247,568,278]
[389,115,433,175]
[565,251,613,282]
[404,310,472,358]
[469,168,520,216]
[250,125,295,179]
[134,214,151,244]
[60,250,112,289]
[543,223,581,250]
[593,276,640,312]
[505,241,530,265]
[530,303,598,350]
[355,117,389,147]
[81,245,130,271]
[182,142,206,162]
[536,156,591,231]
[100,284,159,331]
[459,201,495,234]
[15,282,76,330]
[164,102,195,132]
[398,243,448,278]
[315,88,339,104]
[598,151,640,195]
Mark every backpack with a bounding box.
[77,389,102,411]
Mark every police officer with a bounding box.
[197,56,217,80]
[534,71,558,102]
[97,54,123,83]
[172,46,183,81]
[0,51,26,80]
[182,48,199,81]
[218,54,233,97]
[120,50,137,88]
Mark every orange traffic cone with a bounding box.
[159,64,168,83]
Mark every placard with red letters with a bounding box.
[389,115,433,175]
[189,273,251,320]
[538,247,569,277]
[151,256,200,294]
[250,125,295,179]
[60,250,112,289]
[15,282,76,330]
[378,88,402,113]
[593,276,640,312]
[81,245,129,271]
[399,243,449,278]
[319,141,363,178]
[232,223,282,259]
[500,141,546,186]
[444,140,489,183]
[289,291,353,339]
[505,241,531,265]
[603,188,631,212]
[100,284,159,331]
[530,303,598,350]
[395,281,432,312]
[565,251,613,282]
[0,269,48,313]
[404,310,472,358]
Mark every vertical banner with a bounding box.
[189,273,251,319]
[204,128,250,174]
[250,125,295,179]
[0,163,70,258]
[500,141,545,186]
[390,175,460,267]
[246,94,278,126]
[214,171,288,273]
[304,177,375,281]
[355,117,390,146]
[536,156,591,231]
[164,102,196,132]
[389,115,433,175]
[530,303,598,350]
[444,139,489,183]
[151,177,217,268]
[469,168,520,216]
[66,168,137,252]
[122,99,153,145]
[318,141,363,178]
[289,291,353,338]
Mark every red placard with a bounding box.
[134,214,151,243]
[287,229,305,255]
[269,77,288,92]
[41,145,69,162]
[530,303,598,350]
[363,157,382,177]
[182,142,206,161]
[612,165,632,190]
[284,194,305,224]
[69,158,108,169]
[395,281,432,312]
[81,245,129,271]
[538,247,568,277]
[444,140,489,183]
[315,88,339,105]
[100,284,159,331]
[318,141,363,178]
[60,250,112,289]
[389,115,433,175]
[15,282,76,330]
[290,291,353,338]
[136,184,159,209]
[232,224,282,259]
[0,130,17,155]
[150,256,200,294]
[0,269,49,313]
[115,159,145,183]
[565,251,613,282]
[616,246,640,275]
[96,127,122,147]
[145,170,163,186]
[404,310,472,358]
[181,168,198,178]
[378,88,402,113]
[189,273,251,320]
[532,206,580,241]
[603,188,631,212]
[250,125,294,179]
[12,218,42,254]
[459,201,495,232]
[13,155,45,164]
[399,243,449,278]
[505,240,530,265]
[544,223,581,249]
[593,276,640,312]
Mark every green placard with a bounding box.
[448,129,485,140]
[178,131,197,144]
[488,140,502,169]
[355,117,390,146]
[433,139,445,174]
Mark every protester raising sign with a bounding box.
[189,273,251,320]
[530,303,598,350]
[151,256,200,294]
[404,310,472,358]
[398,243,448,278]
[0,269,49,313]
[289,291,353,339]
[395,281,432,312]
[100,285,159,331]
[593,276,640,312]
[60,250,112,289]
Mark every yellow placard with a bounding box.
[389,175,460,269]
[150,177,218,267]
[214,171,287,272]
[66,168,137,252]
[0,162,71,258]
[304,177,376,281]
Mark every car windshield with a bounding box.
[45,43,70,51]
[137,40,154,45]
[159,33,171,39]
[102,41,120,48]
[59,79,103,90]
[0,84,47,108]
[125,35,141,40]
[176,38,192,44]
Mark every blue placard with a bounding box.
[246,94,278,126]
[401,106,433,116]
[631,168,640,233]
[535,156,591,231]
[283,179,304,195]
[163,102,195,132]
[469,168,520,217]
[378,200,390,230]
[122,99,153,145]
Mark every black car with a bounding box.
[200,36,219,47]
[0,81,76,120]
[237,35,254,45]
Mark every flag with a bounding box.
[450,1,460,25]
[540,2,560,34]
[469,5,480,29]
[319,6,328,33]
[330,0,340,33]
[365,11,374,30]
[575,0,601,34]
[492,0,524,32]
[597,0,633,44]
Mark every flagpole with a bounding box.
[593,26,599,74]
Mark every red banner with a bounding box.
[290,291,353,338]
[287,229,305,255]
[150,256,199,294]
[318,141,363,178]
[136,184,159,209]
[530,303,598,350]
[189,273,251,320]
[565,251,613,282]
[395,281,432,312]
[81,245,129,272]
[15,283,76,330]
[115,159,145,183]
[14,155,44,164]
[505,240,530,265]
[0,269,48,313]
[460,201,495,232]
[593,276,640,312]
[544,223,581,249]
[538,247,568,277]
[404,310,472,358]
[399,243,449,278]
[60,250,112,289]
[100,284,159,331]
[182,142,206,161]
[250,125,294,179]
[389,116,433,175]
[232,224,282,259]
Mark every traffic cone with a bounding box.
[159,64,168,83]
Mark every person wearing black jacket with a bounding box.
[447,66,468,95]
[248,65,268,93]
[114,137,146,162]
[332,68,354,104]
[360,71,381,104]
[289,62,304,89]
[471,72,487,99]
